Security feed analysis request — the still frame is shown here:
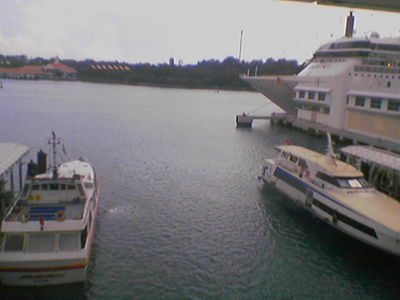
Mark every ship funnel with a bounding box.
[345,12,355,38]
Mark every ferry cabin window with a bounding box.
[388,100,400,111]
[370,98,381,109]
[59,233,80,251]
[81,226,88,249]
[316,172,337,186]
[50,183,59,190]
[355,97,365,107]
[336,177,371,188]
[4,234,24,252]
[28,233,55,253]
[299,90,305,99]
[318,93,326,101]
[280,151,289,159]
[289,155,298,163]
[84,182,94,189]
[41,184,48,190]
[317,172,371,188]
[31,184,39,191]
[308,91,315,100]
[298,159,308,169]
[67,184,76,190]
[60,184,66,190]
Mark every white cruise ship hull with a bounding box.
[260,162,400,257]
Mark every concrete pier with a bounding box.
[236,112,400,153]
[236,112,291,128]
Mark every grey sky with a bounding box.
[1,0,400,64]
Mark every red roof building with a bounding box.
[0,59,77,80]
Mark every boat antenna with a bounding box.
[325,133,337,166]
[48,131,61,178]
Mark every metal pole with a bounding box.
[10,167,14,193]
[238,30,243,61]
[19,160,23,191]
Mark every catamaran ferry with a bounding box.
[0,133,100,286]
[258,135,400,257]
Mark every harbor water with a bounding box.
[0,79,400,299]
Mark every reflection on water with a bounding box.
[0,79,400,299]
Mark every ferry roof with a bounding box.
[329,190,400,231]
[340,145,400,172]
[277,145,363,177]
[0,143,29,176]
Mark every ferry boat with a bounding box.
[0,132,100,286]
[241,12,400,152]
[258,135,400,257]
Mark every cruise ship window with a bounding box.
[388,100,400,111]
[355,97,365,107]
[370,98,381,109]
[308,91,315,100]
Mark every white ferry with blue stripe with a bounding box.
[259,136,400,256]
[0,133,100,286]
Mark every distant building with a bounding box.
[0,58,77,80]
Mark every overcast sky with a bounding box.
[2,0,400,65]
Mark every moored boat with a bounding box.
[259,134,400,257]
[0,132,100,286]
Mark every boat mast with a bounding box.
[325,133,337,166]
[49,131,60,179]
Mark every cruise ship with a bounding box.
[241,12,400,152]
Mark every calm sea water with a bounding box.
[0,79,400,299]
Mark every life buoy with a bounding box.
[18,211,30,223]
[55,210,66,221]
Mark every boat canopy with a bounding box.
[0,143,29,176]
[340,145,400,172]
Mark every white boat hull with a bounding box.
[0,262,87,286]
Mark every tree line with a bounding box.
[0,54,305,90]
